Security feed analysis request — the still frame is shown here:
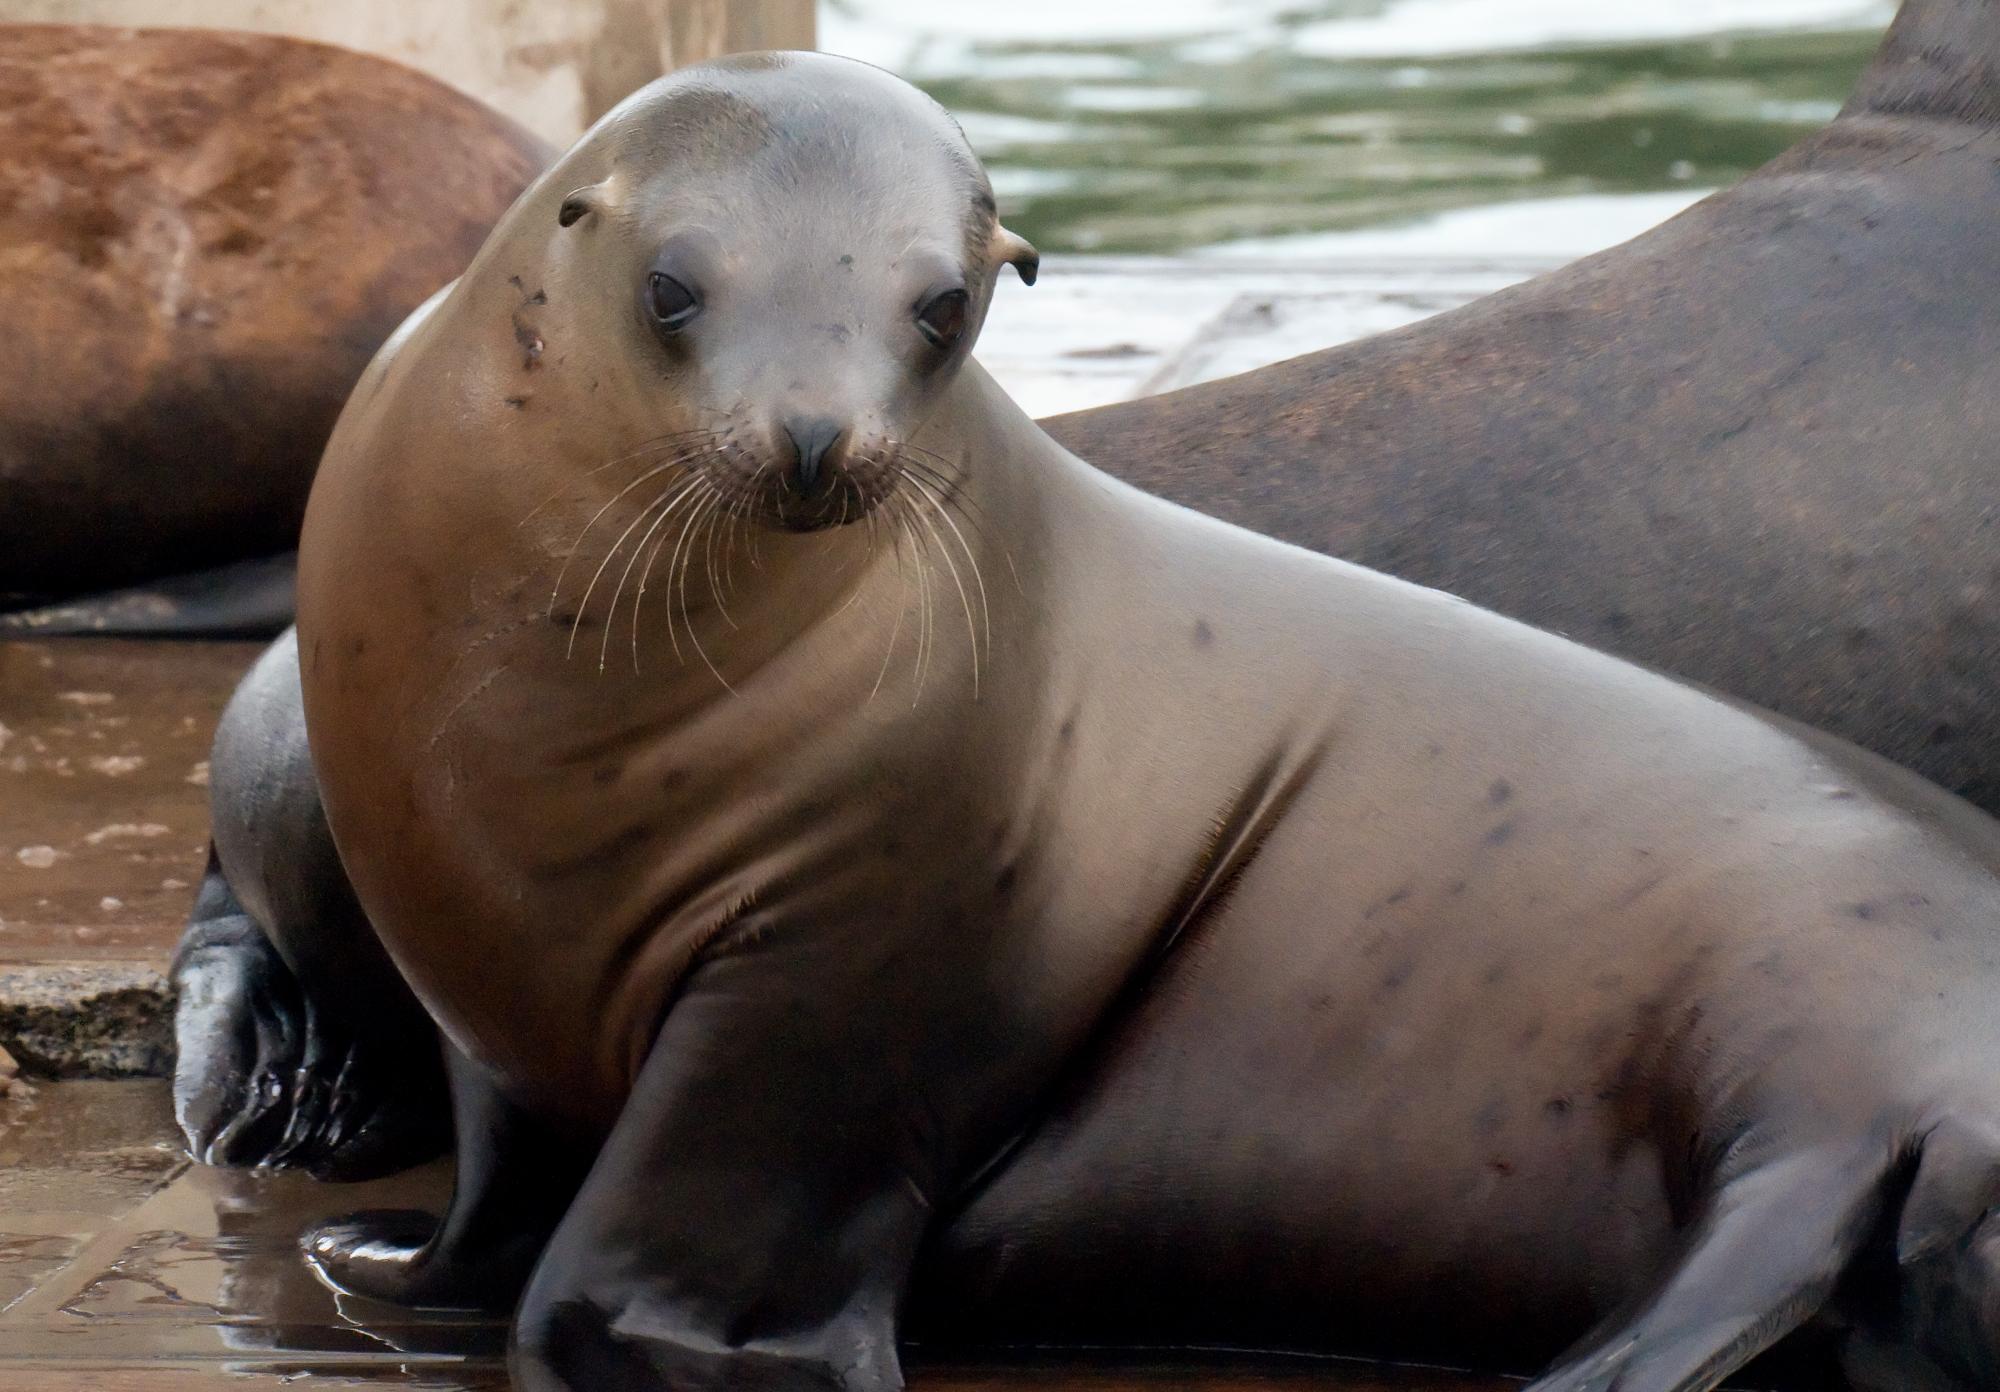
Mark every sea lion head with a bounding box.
[534,52,1038,534]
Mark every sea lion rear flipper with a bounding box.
[1842,1118,2000,1389]
[0,553,298,639]
[172,842,451,1178]
[174,629,445,1177]
[1524,1138,1891,1392]
[172,849,308,1168]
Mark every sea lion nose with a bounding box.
[783,418,844,492]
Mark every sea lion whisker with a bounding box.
[677,492,738,695]
[832,501,883,622]
[729,442,769,570]
[549,451,689,605]
[904,468,991,662]
[519,429,716,528]
[831,563,871,620]
[868,501,915,703]
[874,446,1009,602]
[889,440,974,496]
[905,481,981,698]
[723,488,749,597]
[547,442,712,615]
[568,469,709,662]
[662,486,718,664]
[630,476,715,669]
[891,493,926,702]
[595,471,711,669]
[700,487,738,630]
[581,427,717,479]
[897,494,937,707]
[622,480,710,672]
[893,453,997,546]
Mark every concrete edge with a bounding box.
[0,962,172,1079]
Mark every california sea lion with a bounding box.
[212,53,2000,1392]
[169,5,2000,1174]
[0,25,549,625]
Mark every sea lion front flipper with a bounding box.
[1524,1139,1891,1392]
[507,914,1043,1392]
[306,1043,593,1311]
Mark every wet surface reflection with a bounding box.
[0,1084,1537,1388]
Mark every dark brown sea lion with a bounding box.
[0,24,550,619]
[1053,0,2000,814]
[242,53,2000,1392]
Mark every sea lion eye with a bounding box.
[915,289,969,350]
[648,274,701,332]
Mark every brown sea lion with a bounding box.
[1053,0,2000,813]
[243,53,2000,1392]
[0,24,550,619]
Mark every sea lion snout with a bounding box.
[782,417,846,494]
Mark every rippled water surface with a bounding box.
[822,0,1896,256]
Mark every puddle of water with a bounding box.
[0,1078,183,1214]
[822,0,1891,255]
[0,1085,1523,1389]
[0,1081,501,1377]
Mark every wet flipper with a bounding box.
[171,848,450,1178]
[0,552,297,638]
[171,629,447,1178]
[509,946,931,1392]
[173,852,306,1167]
[305,1043,593,1311]
[1525,1138,1891,1392]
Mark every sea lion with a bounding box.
[0,25,549,625]
[166,5,2000,1178]
[223,52,2000,1392]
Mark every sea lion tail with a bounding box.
[1843,0,2000,125]
[0,553,297,639]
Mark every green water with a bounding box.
[823,2,1893,255]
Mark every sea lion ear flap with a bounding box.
[993,225,1039,286]
[557,183,610,228]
